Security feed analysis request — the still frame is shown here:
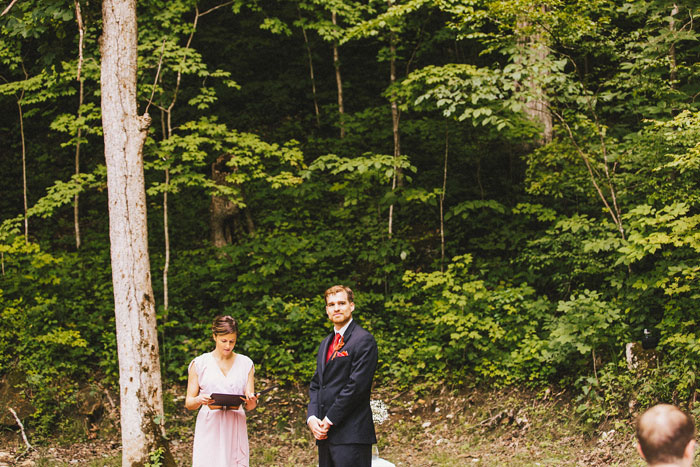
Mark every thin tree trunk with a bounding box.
[669,3,679,89]
[332,11,345,138]
[100,0,173,464]
[162,166,170,374]
[74,0,85,250]
[476,156,484,200]
[552,110,625,240]
[440,124,448,272]
[18,89,28,244]
[298,7,320,128]
[387,6,401,238]
[163,170,170,312]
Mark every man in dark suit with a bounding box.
[307,285,378,467]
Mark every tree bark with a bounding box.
[100,0,173,465]
[516,11,553,145]
[210,155,255,247]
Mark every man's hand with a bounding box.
[307,415,329,440]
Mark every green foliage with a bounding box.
[145,447,165,467]
[145,117,304,203]
[544,290,623,363]
[0,245,95,436]
[4,0,700,441]
[384,254,555,386]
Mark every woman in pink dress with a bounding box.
[186,315,258,466]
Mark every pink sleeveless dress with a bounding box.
[190,352,254,467]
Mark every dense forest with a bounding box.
[2,0,700,448]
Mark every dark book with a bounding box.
[210,393,245,408]
[210,386,277,408]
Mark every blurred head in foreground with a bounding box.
[636,404,696,466]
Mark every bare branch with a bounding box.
[145,38,167,115]
[551,108,625,239]
[1,0,19,17]
[586,99,624,238]
[9,407,34,451]
[199,0,234,18]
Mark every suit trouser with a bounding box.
[317,440,371,467]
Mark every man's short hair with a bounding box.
[636,404,695,464]
[324,285,354,304]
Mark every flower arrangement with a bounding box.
[370,399,389,425]
[370,399,395,465]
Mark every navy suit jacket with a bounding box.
[307,320,378,445]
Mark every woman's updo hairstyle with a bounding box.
[212,315,238,336]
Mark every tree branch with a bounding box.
[199,0,233,17]
[9,407,34,451]
[551,108,625,239]
[145,38,166,115]
[1,0,19,16]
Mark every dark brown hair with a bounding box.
[212,315,238,336]
[324,285,354,304]
[637,404,695,464]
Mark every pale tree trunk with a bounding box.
[16,62,28,243]
[159,108,171,373]
[73,0,85,250]
[18,93,28,244]
[516,10,553,145]
[100,0,174,465]
[387,2,401,238]
[298,7,321,128]
[669,3,679,89]
[332,11,345,138]
[440,124,448,272]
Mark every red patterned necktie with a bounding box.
[326,333,341,362]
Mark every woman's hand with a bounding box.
[197,393,213,407]
[244,391,258,410]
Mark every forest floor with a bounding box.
[2,384,651,466]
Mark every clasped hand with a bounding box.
[308,415,331,440]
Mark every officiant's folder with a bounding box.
[210,386,277,408]
[210,393,245,407]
